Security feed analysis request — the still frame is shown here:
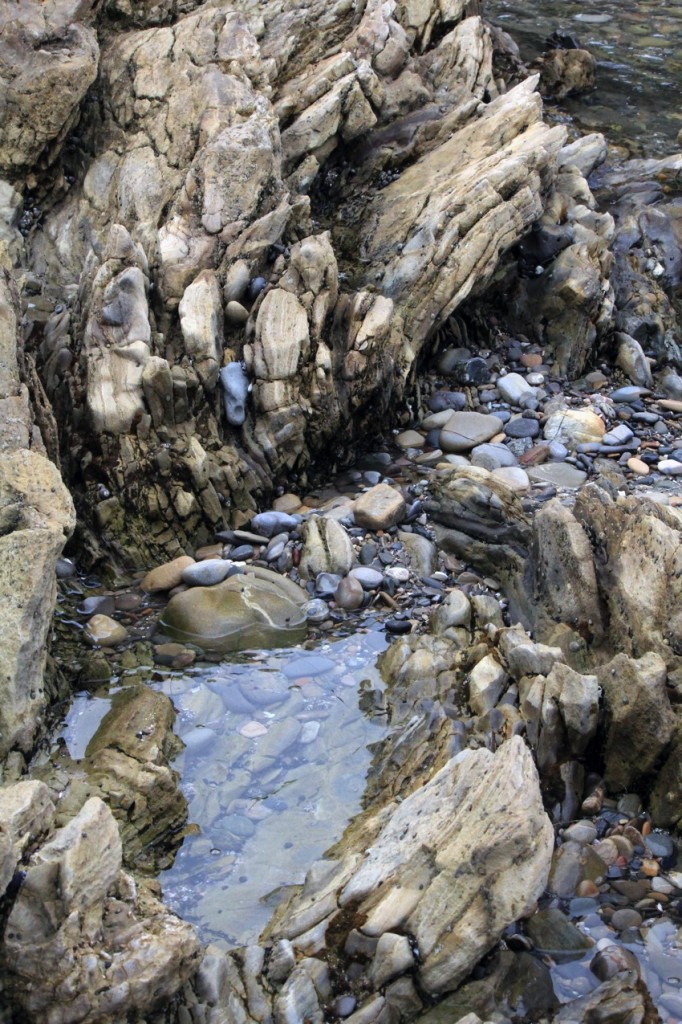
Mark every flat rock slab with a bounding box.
[528,463,587,489]
[440,412,504,453]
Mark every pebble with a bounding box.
[283,654,335,679]
[354,484,406,530]
[658,459,682,475]
[225,300,249,325]
[610,386,650,403]
[77,595,115,617]
[239,720,268,738]
[84,614,128,647]
[646,832,675,862]
[181,559,231,586]
[315,573,342,596]
[610,908,642,931]
[299,721,321,744]
[497,372,535,405]
[471,442,517,470]
[428,390,467,412]
[229,544,254,561]
[490,466,530,493]
[440,412,504,452]
[627,457,650,475]
[56,557,76,579]
[602,424,634,446]
[396,429,425,449]
[303,598,330,623]
[141,555,195,593]
[335,576,365,610]
[251,511,300,537]
[385,618,412,635]
[349,567,384,590]
[504,417,540,439]
[527,463,587,488]
[385,566,410,583]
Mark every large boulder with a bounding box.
[159,565,308,652]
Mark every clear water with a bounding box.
[487,0,682,155]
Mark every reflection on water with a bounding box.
[487,0,682,155]
[157,625,389,949]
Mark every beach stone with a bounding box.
[525,908,593,959]
[610,386,650,403]
[440,413,503,453]
[505,417,540,439]
[548,441,569,460]
[251,511,300,537]
[471,442,517,471]
[220,361,250,426]
[616,333,653,388]
[181,559,231,587]
[84,614,129,647]
[274,493,303,514]
[421,409,459,431]
[229,544,254,561]
[602,424,634,446]
[283,654,335,679]
[627,457,649,475]
[397,532,437,576]
[299,516,353,579]
[304,599,330,623]
[141,555,195,592]
[354,484,406,531]
[528,464,587,488]
[491,467,530,493]
[396,429,425,449]
[159,566,308,652]
[349,567,384,590]
[335,576,364,610]
[658,459,682,475]
[544,409,605,448]
[225,300,249,325]
[428,391,467,413]
[497,373,535,405]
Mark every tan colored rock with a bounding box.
[253,289,309,381]
[354,484,406,531]
[0,781,54,897]
[299,516,354,579]
[0,1,99,173]
[336,737,553,996]
[3,798,200,1023]
[543,408,606,448]
[141,555,195,592]
[84,614,129,647]
[178,269,224,388]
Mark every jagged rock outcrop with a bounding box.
[11,0,575,567]
[0,269,75,760]
[0,788,200,1023]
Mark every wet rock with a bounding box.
[252,511,300,537]
[354,484,406,531]
[525,907,593,959]
[335,576,365,610]
[159,567,308,652]
[555,974,656,1024]
[84,613,129,647]
[299,517,353,579]
[538,47,596,101]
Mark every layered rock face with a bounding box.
[2,0,575,567]
[0,269,75,760]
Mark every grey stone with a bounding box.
[181,559,231,586]
[220,362,250,426]
[528,463,587,488]
[440,413,503,453]
[497,373,536,405]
